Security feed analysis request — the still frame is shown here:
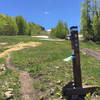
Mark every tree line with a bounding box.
[80,0,100,42]
[0,14,46,36]
[50,20,69,39]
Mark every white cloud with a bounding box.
[44,11,49,15]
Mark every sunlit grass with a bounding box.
[0,36,100,99]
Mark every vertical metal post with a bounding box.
[70,26,82,88]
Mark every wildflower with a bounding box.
[86,93,90,97]
[56,80,62,84]
[40,96,43,100]
[56,92,61,96]
[82,80,85,83]
[13,83,16,86]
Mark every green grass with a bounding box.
[34,82,46,92]
[80,41,100,85]
[0,36,100,99]
[0,69,20,100]
[0,56,20,100]
[80,40,100,51]
[0,36,41,54]
[81,53,100,85]
[0,58,6,64]
[0,36,42,48]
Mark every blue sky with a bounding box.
[0,0,83,30]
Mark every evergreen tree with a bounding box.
[92,13,100,41]
[81,0,100,41]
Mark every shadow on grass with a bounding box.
[62,82,86,100]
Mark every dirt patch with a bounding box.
[81,48,100,60]
[0,42,41,58]
[19,71,39,100]
[0,42,8,45]
[6,54,19,72]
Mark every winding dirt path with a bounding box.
[19,71,38,100]
[0,42,41,58]
[81,48,100,60]
[6,53,19,72]
[0,42,41,100]
[6,54,39,100]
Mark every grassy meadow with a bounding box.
[0,36,100,100]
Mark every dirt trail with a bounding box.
[0,42,8,45]
[81,48,100,60]
[6,53,19,72]
[0,42,41,58]
[19,71,38,100]
[2,42,41,100]
[6,54,39,100]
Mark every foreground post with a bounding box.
[70,26,82,88]
[62,26,100,100]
